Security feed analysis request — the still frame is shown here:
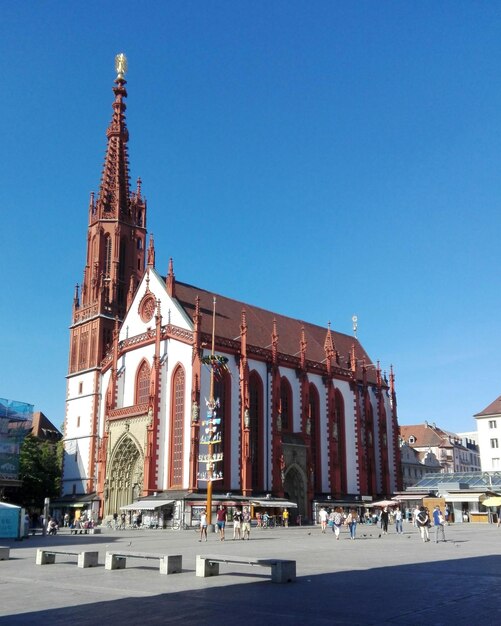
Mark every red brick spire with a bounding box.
[95,68,131,218]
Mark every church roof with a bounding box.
[172,279,379,383]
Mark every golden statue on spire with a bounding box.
[115,53,127,80]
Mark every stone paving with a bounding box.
[0,522,500,624]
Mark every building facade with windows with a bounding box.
[61,59,401,523]
[475,397,501,471]
[400,422,479,474]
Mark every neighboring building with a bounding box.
[399,439,441,489]
[474,397,501,471]
[61,57,402,523]
[0,398,33,494]
[400,422,479,475]
[30,412,62,444]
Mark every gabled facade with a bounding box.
[400,422,478,474]
[62,58,402,521]
[474,396,501,471]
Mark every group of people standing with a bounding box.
[198,505,252,542]
[415,505,447,543]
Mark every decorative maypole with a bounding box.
[197,297,228,526]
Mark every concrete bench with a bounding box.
[36,549,98,568]
[196,554,296,583]
[105,551,182,575]
[0,547,10,560]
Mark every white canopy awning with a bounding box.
[251,500,298,508]
[120,499,174,511]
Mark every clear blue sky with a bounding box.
[1,1,500,434]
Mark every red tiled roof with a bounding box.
[173,280,378,383]
[474,395,501,417]
[399,424,444,447]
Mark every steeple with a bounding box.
[70,54,147,373]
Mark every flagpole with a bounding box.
[206,296,216,526]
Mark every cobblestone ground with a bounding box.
[0,522,500,624]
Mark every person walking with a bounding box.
[199,509,208,542]
[282,508,289,528]
[394,507,403,534]
[242,507,251,540]
[433,506,446,543]
[380,507,389,534]
[346,508,359,540]
[416,506,430,542]
[216,505,227,541]
[319,507,328,533]
[233,508,242,540]
[330,507,343,540]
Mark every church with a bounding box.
[61,56,402,525]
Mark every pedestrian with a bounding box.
[444,504,450,525]
[433,506,446,543]
[394,507,403,534]
[346,508,359,540]
[242,507,251,539]
[319,506,328,533]
[216,505,227,541]
[332,507,343,540]
[256,511,262,528]
[416,506,430,542]
[412,504,420,527]
[380,507,389,534]
[282,508,289,528]
[199,509,208,542]
[233,508,242,540]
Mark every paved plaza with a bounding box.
[0,522,500,624]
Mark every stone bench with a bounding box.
[0,547,10,560]
[196,554,296,583]
[105,551,182,575]
[36,549,98,568]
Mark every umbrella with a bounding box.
[370,500,398,508]
[482,496,501,507]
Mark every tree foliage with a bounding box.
[17,435,62,509]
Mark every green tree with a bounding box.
[17,434,61,509]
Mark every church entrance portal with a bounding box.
[105,436,144,516]
[283,464,307,522]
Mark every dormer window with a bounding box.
[408,435,416,444]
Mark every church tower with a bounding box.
[63,54,147,497]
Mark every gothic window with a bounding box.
[169,365,185,488]
[249,371,264,491]
[118,238,127,282]
[280,377,293,432]
[104,235,112,278]
[334,388,347,494]
[79,331,89,370]
[309,383,321,492]
[135,360,150,405]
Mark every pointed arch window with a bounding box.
[280,377,293,432]
[104,234,112,278]
[135,360,150,405]
[334,389,347,494]
[249,371,264,491]
[309,383,321,492]
[169,365,185,488]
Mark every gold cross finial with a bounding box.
[115,53,127,80]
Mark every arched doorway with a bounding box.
[283,464,308,521]
[105,436,144,516]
